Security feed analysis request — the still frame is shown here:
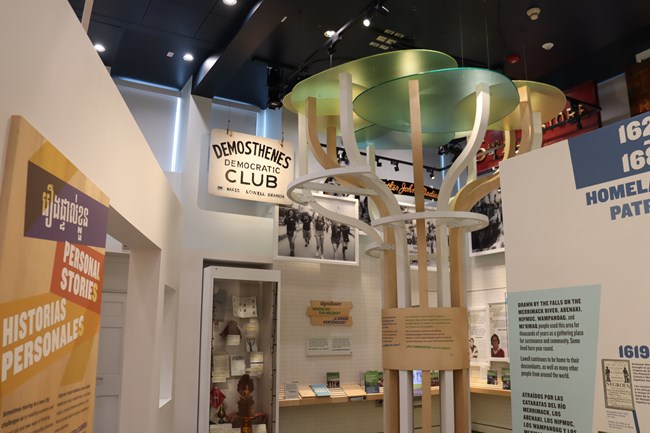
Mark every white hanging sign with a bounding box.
[208,129,293,204]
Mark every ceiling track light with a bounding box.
[373,0,389,16]
[319,144,458,176]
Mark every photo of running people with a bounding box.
[401,203,436,269]
[275,196,358,264]
[470,189,505,256]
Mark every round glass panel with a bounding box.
[488,80,567,130]
[355,124,453,150]
[353,67,520,134]
[283,49,458,115]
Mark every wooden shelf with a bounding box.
[467,381,512,397]
[279,381,509,407]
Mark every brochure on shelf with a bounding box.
[501,368,511,390]
[285,382,300,400]
[326,372,341,388]
[310,384,332,397]
[363,370,381,393]
[487,369,498,385]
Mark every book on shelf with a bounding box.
[502,367,511,390]
[431,370,440,387]
[284,382,299,399]
[414,370,439,395]
[487,369,498,385]
[326,371,341,388]
[310,383,331,397]
[363,370,380,394]
[413,370,422,396]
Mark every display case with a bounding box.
[199,266,280,433]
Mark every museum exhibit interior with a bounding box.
[2,1,650,433]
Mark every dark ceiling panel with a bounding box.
[87,20,126,68]
[89,0,151,24]
[194,12,231,45]
[217,62,269,107]
[193,0,295,98]
[68,0,650,108]
[169,0,219,13]
[211,0,259,18]
[142,0,209,37]
[110,29,211,89]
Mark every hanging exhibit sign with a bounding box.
[625,60,650,117]
[208,129,294,205]
[0,116,109,433]
[477,81,601,173]
[501,111,650,433]
[382,179,439,201]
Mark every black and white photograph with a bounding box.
[401,203,437,270]
[469,188,505,257]
[274,195,359,265]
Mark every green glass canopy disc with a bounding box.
[488,80,567,130]
[310,113,372,135]
[355,124,454,150]
[352,67,520,134]
[282,49,458,116]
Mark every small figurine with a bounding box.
[210,385,227,424]
[237,374,255,417]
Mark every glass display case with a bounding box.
[199,266,280,433]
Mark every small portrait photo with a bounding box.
[490,333,506,358]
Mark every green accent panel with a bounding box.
[355,124,453,150]
[283,50,457,116]
[353,68,520,134]
[489,80,567,130]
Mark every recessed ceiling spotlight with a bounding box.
[94,43,106,53]
[183,53,194,62]
[223,0,237,5]
[362,18,371,27]
[166,51,175,58]
[542,42,554,51]
[324,30,336,38]
[526,7,541,21]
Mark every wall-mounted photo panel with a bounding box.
[488,302,509,361]
[468,307,489,364]
[400,203,436,270]
[469,188,505,257]
[274,195,359,265]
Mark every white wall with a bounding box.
[116,81,180,172]
[173,86,277,432]
[0,2,182,433]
